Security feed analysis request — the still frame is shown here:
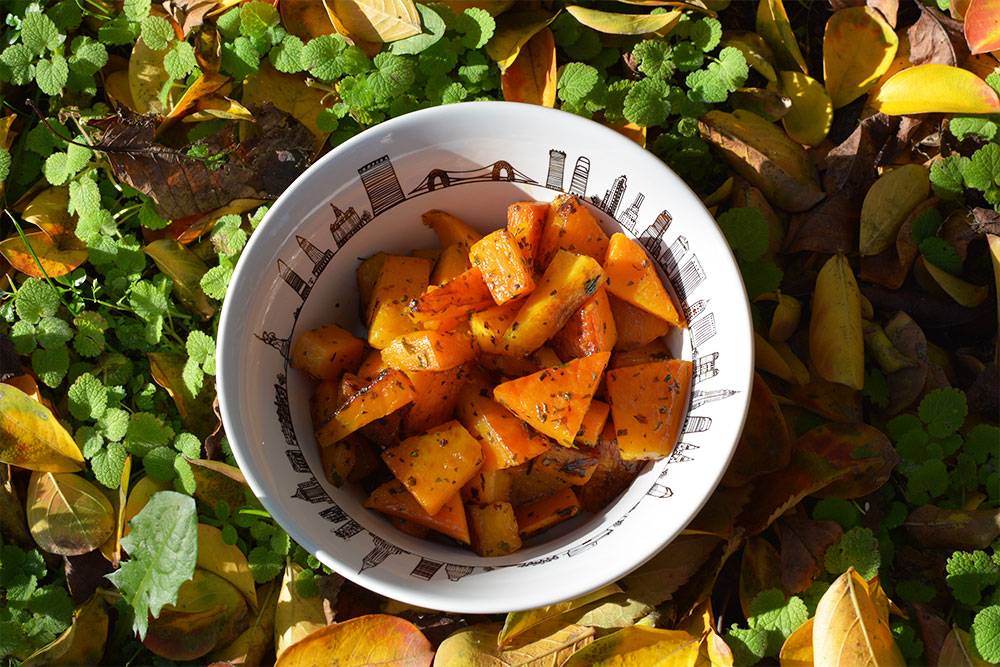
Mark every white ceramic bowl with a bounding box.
[217,101,753,614]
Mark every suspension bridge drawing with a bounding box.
[408,160,537,195]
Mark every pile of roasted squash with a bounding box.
[291,195,693,556]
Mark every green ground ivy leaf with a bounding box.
[106,490,197,639]
[632,39,674,80]
[240,0,278,40]
[946,551,999,605]
[68,36,108,76]
[971,605,1000,663]
[302,34,346,81]
[32,347,69,387]
[92,441,128,488]
[140,15,173,51]
[748,588,808,656]
[918,387,967,438]
[1,43,34,85]
[390,3,446,55]
[270,34,304,74]
[163,40,196,80]
[825,526,880,580]
[124,0,152,22]
[35,54,69,96]
[35,316,71,350]
[558,62,599,103]
[930,156,969,200]
[725,624,769,667]
[624,77,671,127]
[456,8,495,50]
[15,278,59,324]
[22,11,63,56]
[68,372,108,421]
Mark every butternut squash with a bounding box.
[535,445,600,486]
[604,233,684,328]
[367,255,432,349]
[402,365,469,435]
[537,195,610,271]
[551,287,617,359]
[365,479,470,544]
[606,359,693,460]
[422,209,482,248]
[408,268,494,324]
[608,294,672,349]
[515,487,581,538]
[468,501,522,556]
[381,330,478,371]
[469,298,524,355]
[576,422,644,513]
[461,468,514,505]
[314,368,415,446]
[430,243,472,285]
[290,324,364,380]
[576,399,610,447]
[469,229,536,304]
[506,201,548,270]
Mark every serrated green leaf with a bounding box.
[632,39,674,80]
[270,34,305,74]
[370,52,415,101]
[456,7,495,50]
[68,36,108,76]
[390,3,446,55]
[163,40,196,80]
[302,34,346,81]
[140,15,174,51]
[825,526,880,580]
[748,588,808,656]
[35,316,71,350]
[68,373,108,421]
[200,262,233,300]
[15,278,60,324]
[143,446,178,482]
[124,0,152,22]
[971,606,1000,662]
[240,1,278,40]
[22,12,63,56]
[125,412,174,456]
[918,387,967,438]
[98,407,129,442]
[558,62,599,103]
[31,346,69,387]
[35,54,69,96]
[1,44,35,85]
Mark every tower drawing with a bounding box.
[684,299,708,321]
[445,564,474,581]
[569,157,590,196]
[690,388,738,409]
[619,193,645,233]
[600,175,627,217]
[410,558,444,580]
[334,520,364,540]
[292,477,330,504]
[330,204,365,247]
[358,155,405,216]
[319,505,348,524]
[675,255,706,300]
[255,331,290,358]
[691,314,718,348]
[277,260,311,300]
[640,210,672,253]
[647,483,673,498]
[683,415,712,433]
[547,150,566,190]
[360,536,404,572]
[296,235,333,277]
[667,449,693,464]
[285,449,309,473]
[694,352,720,383]
[660,236,689,278]
[274,376,296,448]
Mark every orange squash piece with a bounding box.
[461,468,514,504]
[608,294,672,349]
[610,339,672,369]
[551,287,617,360]
[357,348,387,381]
[515,487,581,538]
[290,324,365,381]
[576,399,610,447]
[402,365,469,435]
[477,353,542,379]
[356,252,387,313]
[470,298,524,355]
[422,210,482,248]
[536,445,600,486]
[430,243,472,285]
[604,233,684,328]
[381,420,483,515]
[606,359,692,460]
[365,479,470,544]
[381,330,478,371]
[457,373,553,470]
[310,378,340,427]
[501,249,606,358]
[320,434,361,487]
[388,515,430,539]
[493,352,610,448]
[468,501,522,556]
[576,422,644,513]
[411,248,442,264]
[347,437,382,483]
[469,230,536,304]
[536,195,610,271]
[531,346,562,369]
[366,255,432,349]
[314,368,415,446]
[510,462,569,507]
[408,268,495,324]
[507,201,548,269]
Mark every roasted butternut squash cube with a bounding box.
[608,294,672,349]
[493,352,610,448]
[403,365,469,436]
[422,210,482,248]
[461,468,514,504]
[515,486,581,538]
[536,195,610,271]
[536,445,600,486]
[357,348,387,381]
[320,434,361,487]
[359,408,404,451]
[382,330,478,371]
[388,515,430,539]
[347,437,383,483]
[606,359,693,460]
[510,462,569,507]
[610,339,672,369]
[551,287,618,360]
[477,353,542,379]
[357,252,387,314]
[381,420,483,515]
[408,268,494,324]
[507,201,548,269]
[457,374,552,470]
[469,230,536,304]
[310,378,340,428]
[605,233,684,328]
[411,248,442,264]
[315,369,416,446]
[468,501,522,557]
[365,479,470,544]
[501,249,606,357]
[430,243,472,286]
[576,399,610,447]
[470,298,523,355]
[531,346,562,369]
[290,324,365,380]
[576,422,644,513]
[367,255,432,349]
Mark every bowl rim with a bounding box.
[217,100,755,613]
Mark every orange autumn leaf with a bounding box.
[501,27,556,108]
[274,614,433,667]
[965,0,1000,54]
[0,230,88,278]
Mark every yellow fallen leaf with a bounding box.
[756,0,808,74]
[122,476,173,539]
[498,582,622,647]
[275,560,328,661]
[27,472,114,556]
[776,71,832,146]
[809,254,864,391]
[434,621,594,666]
[197,524,259,612]
[779,616,813,666]
[772,340,810,385]
[243,63,330,153]
[822,7,898,109]
[21,186,75,242]
[0,384,84,472]
[988,234,1000,363]
[0,230,88,279]
[917,256,989,308]
[500,27,556,107]
[182,95,254,122]
[859,164,930,256]
[566,5,681,35]
[561,626,701,666]
[812,568,904,667]
[208,578,281,666]
[756,331,797,383]
[276,614,433,667]
[938,625,993,666]
[705,629,735,667]
[766,292,801,341]
[608,120,647,148]
[144,239,216,320]
[721,30,779,83]
[128,37,184,115]
[330,0,421,43]
[21,593,109,667]
[280,0,338,40]
[485,8,559,72]
[870,64,1000,115]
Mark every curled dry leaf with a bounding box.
[964,0,1000,54]
[723,371,790,486]
[779,616,813,666]
[812,568,904,667]
[27,471,115,556]
[778,513,843,594]
[0,463,31,547]
[858,196,932,290]
[565,5,682,35]
[909,602,949,667]
[938,626,993,667]
[768,293,801,341]
[148,352,218,439]
[21,186,77,244]
[729,87,792,122]
[208,578,280,666]
[561,627,701,667]
[788,370,862,422]
[242,64,331,153]
[809,254,864,391]
[698,110,824,212]
[823,6,898,108]
[275,560,328,661]
[329,0,421,43]
[797,422,899,499]
[907,8,957,66]
[433,621,595,666]
[904,504,1000,550]
[197,524,258,611]
[144,239,216,319]
[863,320,916,374]
[859,164,930,257]
[280,0,338,40]
[275,614,433,667]
[0,383,85,472]
[498,582,622,646]
[756,0,809,74]
[485,8,558,72]
[721,31,778,83]
[20,592,109,667]
[739,536,783,618]
[870,64,1000,114]
[784,194,858,255]
[501,27,557,108]
[775,71,832,146]
[0,230,89,279]
[916,257,989,308]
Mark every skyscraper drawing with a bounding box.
[358,155,405,216]
[660,236,689,277]
[330,204,365,247]
[600,175,627,217]
[683,415,712,433]
[640,210,672,253]
[676,255,707,300]
[547,150,566,190]
[694,352,720,383]
[296,236,333,277]
[569,156,590,196]
[690,388,738,409]
[277,259,311,300]
[411,558,444,581]
[619,192,645,232]
[360,536,404,572]
[683,299,708,321]
[691,313,718,348]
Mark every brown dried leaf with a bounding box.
[723,372,790,487]
[280,0,337,40]
[936,626,992,667]
[904,504,1000,550]
[859,197,933,290]
[788,371,862,422]
[785,194,858,255]
[209,578,280,666]
[801,422,899,498]
[148,352,218,439]
[739,536,783,618]
[242,64,330,153]
[909,602,949,667]
[778,513,843,593]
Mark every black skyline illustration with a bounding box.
[600,175,627,217]
[659,235,689,278]
[255,330,290,359]
[286,449,309,473]
[360,536,405,573]
[569,156,589,195]
[330,204,369,247]
[640,210,672,254]
[359,155,406,216]
[619,193,644,233]
[274,373,296,449]
[320,504,349,524]
[547,150,566,190]
[335,520,364,540]
[674,254,707,301]
[646,483,673,498]
[690,388,739,409]
[445,564,474,581]
[409,160,537,195]
[292,477,331,504]
[411,558,444,581]
[684,299,708,321]
[683,415,712,433]
[691,313,718,349]
[694,352,719,384]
